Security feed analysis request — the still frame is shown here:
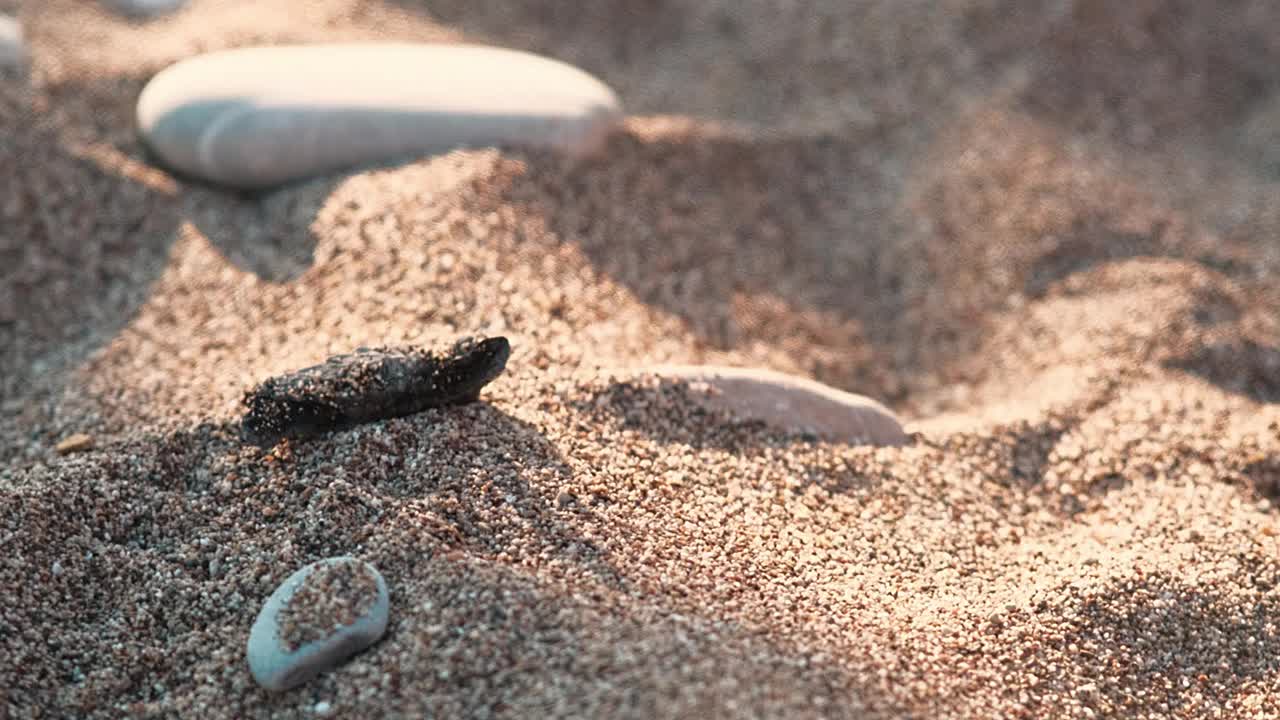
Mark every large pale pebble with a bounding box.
[0,15,26,71]
[640,365,908,447]
[247,557,390,692]
[136,43,622,189]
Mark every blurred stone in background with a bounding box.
[0,14,25,72]
[102,0,186,19]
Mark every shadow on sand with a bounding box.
[5,397,901,717]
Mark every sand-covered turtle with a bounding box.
[241,336,510,446]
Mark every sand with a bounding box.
[2,0,1280,717]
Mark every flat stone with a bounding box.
[136,43,622,189]
[641,365,908,447]
[247,557,390,692]
[101,0,185,19]
[0,15,26,72]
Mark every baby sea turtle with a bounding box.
[241,336,510,447]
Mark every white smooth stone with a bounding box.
[639,365,908,447]
[247,557,390,692]
[136,43,622,189]
[0,15,26,71]
[102,0,186,18]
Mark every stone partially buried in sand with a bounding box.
[643,365,908,447]
[136,43,622,189]
[247,557,390,692]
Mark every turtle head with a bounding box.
[437,336,511,402]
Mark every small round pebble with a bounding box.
[0,15,26,72]
[247,557,389,692]
[136,43,622,189]
[638,365,908,446]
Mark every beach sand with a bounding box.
[3,0,1280,717]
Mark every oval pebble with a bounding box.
[638,365,908,447]
[136,43,622,189]
[0,15,26,72]
[247,556,390,692]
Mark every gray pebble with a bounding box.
[246,556,390,692]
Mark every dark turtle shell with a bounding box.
[241,336,510,446]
